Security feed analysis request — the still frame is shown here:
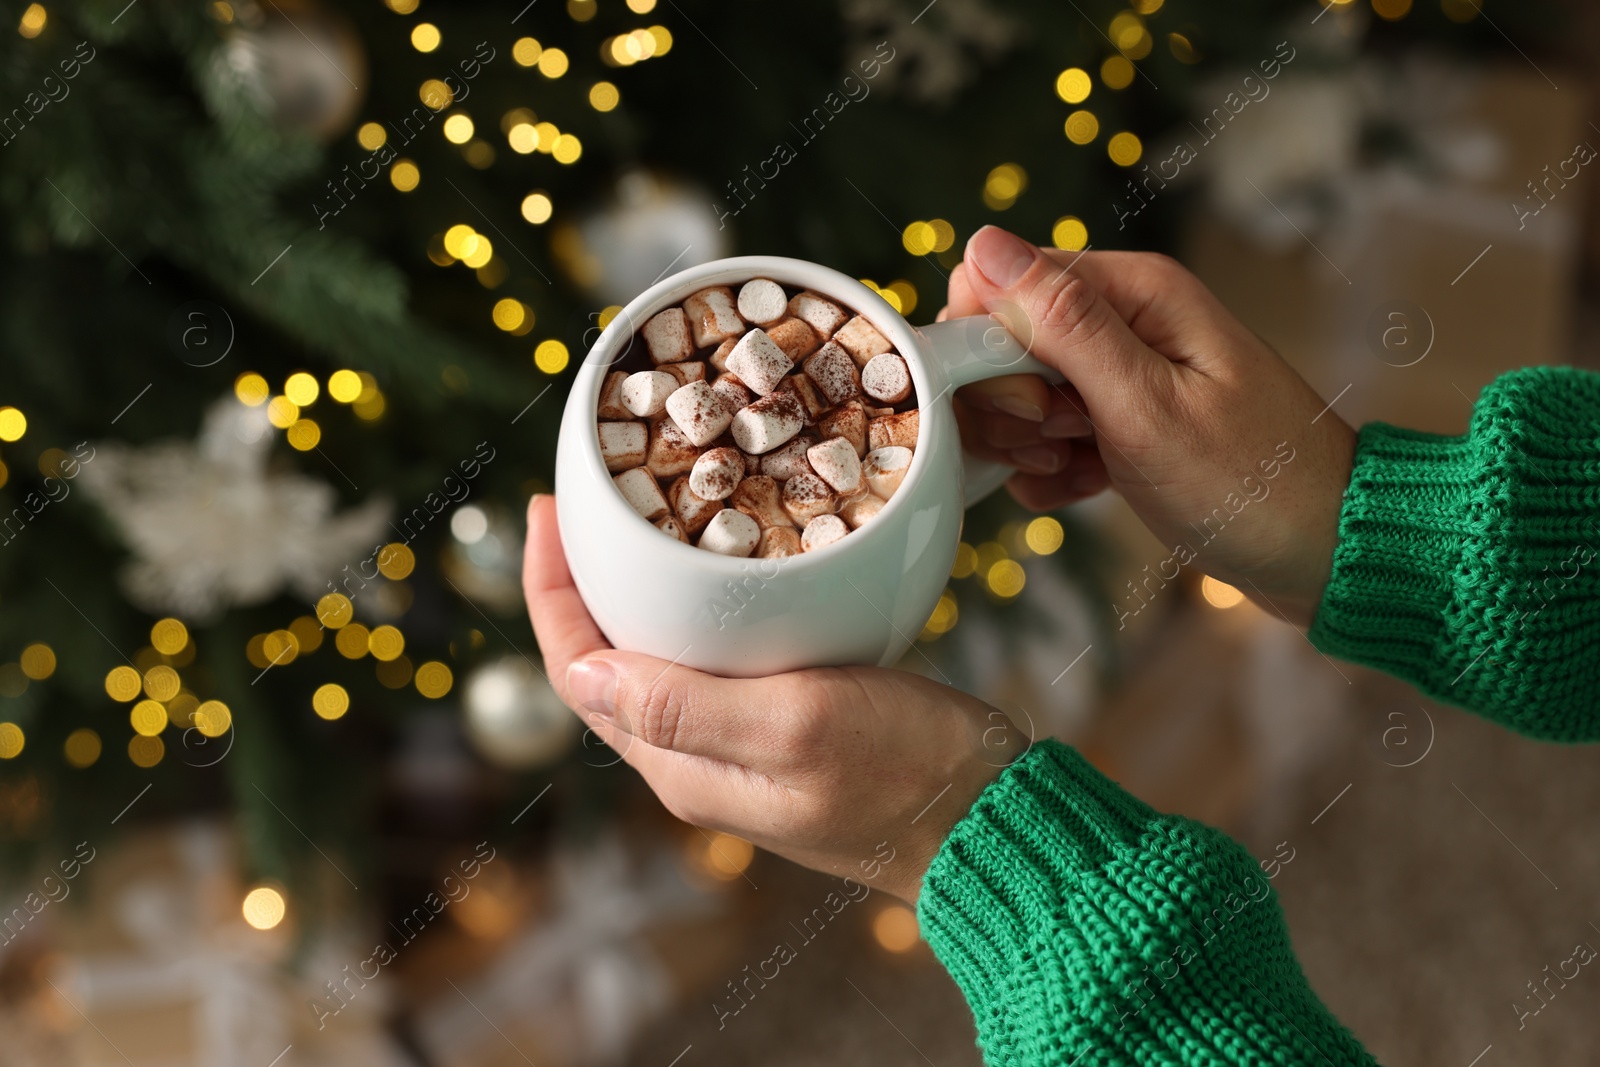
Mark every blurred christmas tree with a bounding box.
[0,0,1558,909]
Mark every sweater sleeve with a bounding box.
[918,740,1378,1067]
[1307,366,1600,740]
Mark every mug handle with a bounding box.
[918,315,1067,508]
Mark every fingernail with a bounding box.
[966,226,1037,289]
[1009,446,1061,474]
[994,397,1045,421]
[1042,411,1093,438]
[566,658,617,722]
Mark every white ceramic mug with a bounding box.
[554,255,1062,678]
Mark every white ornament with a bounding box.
[562,170,731,306]
[76,396,392,622]
[462,656,578,769]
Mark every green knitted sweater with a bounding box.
[919,367,1600,1066]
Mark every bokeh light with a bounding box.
[390,160,420,191]
[328,369,362,403]
[415,661,453,698]
[64,728,101,768]
[150,618,188,655]
[1065,110,1100,145]
[313,683,350,721]
[521,191,553,224]
[235,372,269,406]
[1051,216,1089,251]
[987,559,1027,598]
[1101,55,1135,90]
[535,339,570,374]
[1024,516,1065,555]
[1056,68,1091,104]
[589,81,620,111]
[242,886,285,930]
[20,643,56,680]
[378,542,415,579]
[872,904,921,952]
[410,22,440,52]
[1201,576,1246,609]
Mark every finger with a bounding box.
[962,226,1174,413]
[955,396,1034,465]
[1006,448,1111,511]
[1041,381,1095,438]
[975,405,1051,449]
[565,650,813,768]
[956,374,1052,421]
[956,399,1076,474]
[580,713,782,836]
[944,260,985,322]
[522,494,611,705]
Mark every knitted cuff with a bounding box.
[917,740,1376,1066]
[1309,367,1600,739]
[917,740,1156,1015]
[1306,421,1481,686]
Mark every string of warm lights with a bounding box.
[369,2,671,380]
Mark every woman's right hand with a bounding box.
[946,226,1359,627]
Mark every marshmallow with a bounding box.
[832,315,894,366]
[863,446,913,498]
[737,278,788,324]
[668,475,721,534]
[665,380,732,447]
[725,329,793,396]
[614,466,668,522]
[710,372,753,416]
[757,526,802,559]
[861,352,912,404]
[801,514,849,552]
[700,508,761,557]
[868,409,919,452]
[781,471,837,526]
[729,390,805,454]
[759,433,817,481]
[863,404,895,419]
[684,286,745,348]
[660,361,706,386]
[777,373,827,422]
[787,291,848,339]
[597,370,632,420]
[655,516,689,543]
[803,342,861,406]
[689,446,744,500]
[646,417,701,479]
[766,318,822,362]
[839,491,885,528]
[806,437,863,494]
[709,337,737,373]
[729,475,793,529]
[621,370,678,417]
[712,432,761,475]
[642,307,694,365]
[598,420,648,472]
[817,399,868,457]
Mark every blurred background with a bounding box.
[1,0,1596,1064]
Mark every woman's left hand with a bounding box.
[521,493,1024,903]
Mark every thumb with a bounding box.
[962,226,1171,413]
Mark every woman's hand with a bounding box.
[521,494,1023,903]
[946,226,1358,626]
